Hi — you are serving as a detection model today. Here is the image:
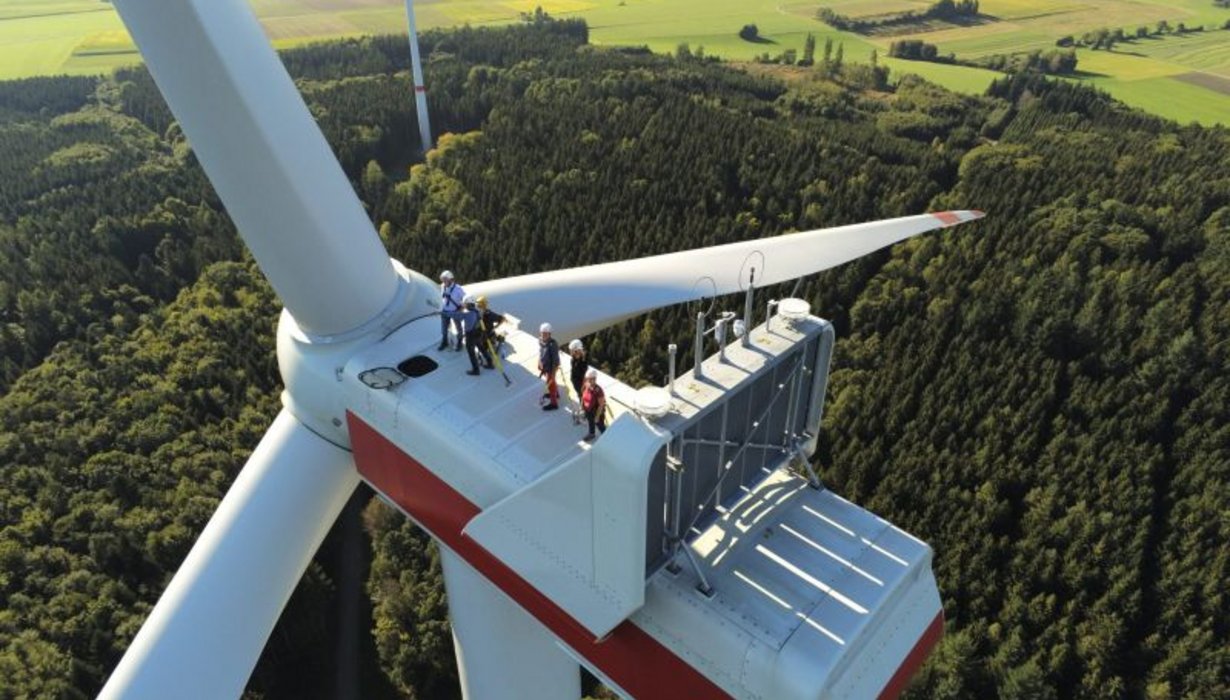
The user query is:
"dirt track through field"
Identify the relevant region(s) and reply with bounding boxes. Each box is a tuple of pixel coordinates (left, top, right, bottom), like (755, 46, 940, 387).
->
(1173, 71, 1230, 96)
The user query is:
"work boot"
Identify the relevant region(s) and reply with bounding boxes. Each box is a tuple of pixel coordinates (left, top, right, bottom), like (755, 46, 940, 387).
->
(466, 369, 480, 376)
(437, 340, 448, 351)
(542, 404, 559, 411)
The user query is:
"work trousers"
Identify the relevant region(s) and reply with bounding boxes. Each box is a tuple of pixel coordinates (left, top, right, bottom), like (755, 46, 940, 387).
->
(585, 408, 606, 436)
(440, 311, 462, 348)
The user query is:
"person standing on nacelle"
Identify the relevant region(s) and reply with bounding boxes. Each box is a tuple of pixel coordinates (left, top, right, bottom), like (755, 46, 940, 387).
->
(459, 296, 483, 376)
(538, 323, 560, 411)
(568, 339, 588, 399)
(438, 270, 466, 351)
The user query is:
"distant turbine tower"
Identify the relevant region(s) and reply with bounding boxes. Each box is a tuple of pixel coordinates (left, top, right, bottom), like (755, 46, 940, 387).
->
(405, 0, 433, 152)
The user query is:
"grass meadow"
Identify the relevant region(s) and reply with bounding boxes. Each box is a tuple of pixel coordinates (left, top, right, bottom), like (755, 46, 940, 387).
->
(0, 0, 1225, 124)
(1086, 73, 1230, 125)
(852, 0, 1230, 124)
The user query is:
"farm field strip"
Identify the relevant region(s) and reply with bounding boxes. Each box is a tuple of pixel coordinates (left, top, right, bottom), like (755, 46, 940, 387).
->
(823, 0, 1229, 125)
(895, 25, 1056, 56)
(0, 0, 1225, 125)
(878, 55, 1002, 92)
(0, 3, 128, 79)
(1123, 31, 1230, 76)
(818, 0, 932, 19)
(1083, 73, 1230, 124)
(0, 0, 102, 20)
(1174, 71, 1230, 96)
(1075, 48, 1188, 80)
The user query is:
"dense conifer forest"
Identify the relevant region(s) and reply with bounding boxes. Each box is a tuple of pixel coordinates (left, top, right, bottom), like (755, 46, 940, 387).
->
(1, 15, 1227, 699)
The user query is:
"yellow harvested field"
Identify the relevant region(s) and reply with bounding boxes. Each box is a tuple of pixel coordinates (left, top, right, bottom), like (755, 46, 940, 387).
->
(74, 29, 132, 54)
(504, 0, 599, 15)
(260, 13, 361, 41)
(337, 7, 407, 34)
(980, 0, 1089, 21)
(821, 0, 931, 18)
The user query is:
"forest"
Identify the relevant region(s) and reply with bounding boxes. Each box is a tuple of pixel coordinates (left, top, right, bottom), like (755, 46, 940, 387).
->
(0, 13, 1227, 700)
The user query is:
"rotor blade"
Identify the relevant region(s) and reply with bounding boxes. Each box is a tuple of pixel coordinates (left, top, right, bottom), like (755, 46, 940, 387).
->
(99, 410, 360, 700)
(472, 211, 983, 339)
(112, 0, 399, 337)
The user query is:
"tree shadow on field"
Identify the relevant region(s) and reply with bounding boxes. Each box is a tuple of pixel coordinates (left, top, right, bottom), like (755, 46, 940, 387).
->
(1070, 69, 1111, 79)
(741, 35, 778, 45)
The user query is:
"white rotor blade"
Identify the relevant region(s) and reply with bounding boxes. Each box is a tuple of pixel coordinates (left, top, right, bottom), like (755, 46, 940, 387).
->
(112, 0, 399, 337)
(99, 410, 360, 700)
(473, 211, 983, 339)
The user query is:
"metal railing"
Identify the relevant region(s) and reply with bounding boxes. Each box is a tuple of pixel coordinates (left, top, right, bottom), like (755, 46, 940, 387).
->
(647, 333, 822, 584)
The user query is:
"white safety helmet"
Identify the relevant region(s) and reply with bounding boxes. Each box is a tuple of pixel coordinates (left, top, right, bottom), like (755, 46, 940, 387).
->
(539, 322, 553, 334)
(568, 339, 584, 352)
(463, 294, 476, 306)
(440, 270, 454, 282)
(585, 367, 598, 379)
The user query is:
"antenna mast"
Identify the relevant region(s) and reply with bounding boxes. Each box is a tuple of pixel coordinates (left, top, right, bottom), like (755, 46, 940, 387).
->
(405, 0, 433, 153)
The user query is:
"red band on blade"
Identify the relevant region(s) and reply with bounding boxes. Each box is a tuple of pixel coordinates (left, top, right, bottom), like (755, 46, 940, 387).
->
(347, 413, 732, 700)
(877, 610, 944, 699)
(414, 85, 427, 93)
(931, 211, 962, 226)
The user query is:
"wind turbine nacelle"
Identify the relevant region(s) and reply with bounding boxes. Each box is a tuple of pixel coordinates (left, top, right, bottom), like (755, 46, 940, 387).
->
(340, 307, 943, 699)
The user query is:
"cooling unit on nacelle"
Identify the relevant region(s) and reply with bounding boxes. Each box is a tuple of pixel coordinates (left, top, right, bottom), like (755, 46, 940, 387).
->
(343, 301, 943, 700)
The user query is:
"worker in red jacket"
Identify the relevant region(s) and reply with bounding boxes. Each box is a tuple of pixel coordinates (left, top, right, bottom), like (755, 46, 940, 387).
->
(581, 368, 606, 441)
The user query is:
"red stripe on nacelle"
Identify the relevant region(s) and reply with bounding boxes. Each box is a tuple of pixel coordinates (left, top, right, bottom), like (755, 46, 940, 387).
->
(347, 413, 731, 699)
(349, 412, 943, 699)
(877, 610, 944, 700)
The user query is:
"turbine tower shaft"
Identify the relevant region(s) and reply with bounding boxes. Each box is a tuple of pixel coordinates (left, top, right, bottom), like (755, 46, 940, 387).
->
(441, 549, 580, 699)
(405, 0, 434, 152)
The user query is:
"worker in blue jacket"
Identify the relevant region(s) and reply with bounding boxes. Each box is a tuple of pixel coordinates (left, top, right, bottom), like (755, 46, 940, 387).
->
(438, 270, 466, 351)
(459, 295, 482, 376)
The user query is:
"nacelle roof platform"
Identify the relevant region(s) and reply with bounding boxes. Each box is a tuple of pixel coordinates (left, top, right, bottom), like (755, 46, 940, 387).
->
(344, 309, 942, 699)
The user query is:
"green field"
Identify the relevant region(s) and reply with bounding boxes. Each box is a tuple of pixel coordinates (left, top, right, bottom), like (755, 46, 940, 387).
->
(0, 0, 413, 79)
(1083, 72, 1230, 124)
(1124, 28, 1230, 76)
(0, 0, 1226, 125)
(852, 0, 1230, 124)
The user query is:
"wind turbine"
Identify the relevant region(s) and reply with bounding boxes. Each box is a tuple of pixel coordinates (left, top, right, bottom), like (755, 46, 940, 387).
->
(404, 0, 432, 152)
(98, 1, 984, 698)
